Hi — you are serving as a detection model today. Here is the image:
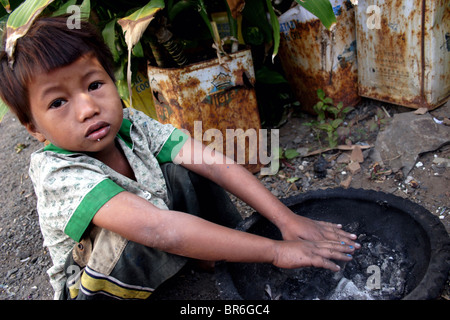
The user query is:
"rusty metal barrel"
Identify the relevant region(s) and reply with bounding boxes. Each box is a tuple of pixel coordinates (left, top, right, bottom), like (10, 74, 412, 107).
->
(278, 1, 360, 114)
(147, 49, 263, 173)
(355, 0, 450, 109)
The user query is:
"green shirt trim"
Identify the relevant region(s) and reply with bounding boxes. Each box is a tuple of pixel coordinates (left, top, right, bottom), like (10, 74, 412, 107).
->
(156, 129, 189, 163)
(64, 179, 125, 242)
(43, 143, 76, 154)
(117, 118, 133, 149)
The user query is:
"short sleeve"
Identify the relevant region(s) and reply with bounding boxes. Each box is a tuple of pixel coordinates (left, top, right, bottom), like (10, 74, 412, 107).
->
(122, 108, 188, 163)
(156, 128, 189, 163)
(29, 152, 124, 243)
(64, 179, 124, 241)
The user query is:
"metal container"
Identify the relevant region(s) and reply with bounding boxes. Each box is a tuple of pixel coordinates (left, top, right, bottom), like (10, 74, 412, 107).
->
(147, 49, 263, 173)
(278, 0, 360, 114)
(355, 0, 450, 109)
(122, 71, 157, 120)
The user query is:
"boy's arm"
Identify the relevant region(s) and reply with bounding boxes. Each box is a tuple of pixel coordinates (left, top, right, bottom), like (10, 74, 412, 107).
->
(92, 191, 353, 271)
(173, 138, 359, 248)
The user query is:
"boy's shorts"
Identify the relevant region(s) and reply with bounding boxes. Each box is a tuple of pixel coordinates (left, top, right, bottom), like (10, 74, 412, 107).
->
(60, 163, 243, 300)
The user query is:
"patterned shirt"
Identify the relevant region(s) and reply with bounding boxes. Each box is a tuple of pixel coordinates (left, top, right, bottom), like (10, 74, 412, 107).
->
(28, 108, 188, 297)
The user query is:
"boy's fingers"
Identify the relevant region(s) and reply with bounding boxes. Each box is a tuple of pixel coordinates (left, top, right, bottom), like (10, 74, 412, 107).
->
(318, 221, 361, 248)
(310, 255, 345, 272)
(319, 242, 354, 259)
(301, 241, 353, 272)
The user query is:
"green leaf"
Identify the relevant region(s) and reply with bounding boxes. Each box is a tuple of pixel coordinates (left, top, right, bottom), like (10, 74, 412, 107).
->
(328, 137, 338, 148)
(286, 176, 300, 183)
(118, 0, 165, 49)
(331, 118, 343, 128)
(242, 0, 273, 45)
(323, 97, 333, 105)
(295, 0, 337, 30)
(343, 106, 354, 114)
(0, 98, 8, 122)
(79, 0, 90, 20)
(328, 106, 339, 117)
(118, 0, 165, 107)
(5, 0, 55, 66)
(196, 0, 214, 44)
(132, 40, 144, 57)
(102, 18, 120, 62)
(49, 0, 76, 17)
(317, 123, 332, 131)
(1, 0, 11, 13)
(317, 88, 325, 100)
(116, 79, 129, 101)
(266, 0, 279, 62)
(255, 66, 287, 84)
(284, 148, 300, 160)
(168, 0, 194, 22)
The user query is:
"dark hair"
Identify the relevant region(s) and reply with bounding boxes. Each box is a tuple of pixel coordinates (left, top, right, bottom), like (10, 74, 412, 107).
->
(0, 15, 116, 125)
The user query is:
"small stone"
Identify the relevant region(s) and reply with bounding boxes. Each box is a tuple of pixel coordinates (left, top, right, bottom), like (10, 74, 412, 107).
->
(414, 107, 428, 115)
(340, 175, 352, 189)
(432, 157, 450, 167)
(347, 161, 361, 175)
(350, 145, 364, 163)
(337, 152, 351, 164)
(6, 268, 18, 278)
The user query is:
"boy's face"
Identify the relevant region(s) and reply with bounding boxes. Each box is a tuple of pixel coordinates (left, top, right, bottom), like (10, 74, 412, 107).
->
(26, 53, 123, 154)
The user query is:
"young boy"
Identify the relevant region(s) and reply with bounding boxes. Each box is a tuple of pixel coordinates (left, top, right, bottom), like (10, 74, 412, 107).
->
(0, 16, 359, 300)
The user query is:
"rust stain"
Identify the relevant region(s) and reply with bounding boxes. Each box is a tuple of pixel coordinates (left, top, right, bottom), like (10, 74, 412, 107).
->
(278, 4, 360, 114)
(148, 50, 263, 173)
(356, 0, 449, 109)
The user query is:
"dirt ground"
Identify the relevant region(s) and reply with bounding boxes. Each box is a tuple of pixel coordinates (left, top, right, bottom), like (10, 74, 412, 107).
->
(0, 98, 448, 300)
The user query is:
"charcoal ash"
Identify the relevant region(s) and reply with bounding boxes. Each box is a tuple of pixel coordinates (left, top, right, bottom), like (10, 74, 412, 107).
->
(337, 233, 415, 300)
(230, 232, 415, 300)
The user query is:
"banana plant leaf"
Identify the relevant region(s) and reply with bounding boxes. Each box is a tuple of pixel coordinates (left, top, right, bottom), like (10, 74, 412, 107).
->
(5, 0, 54, 67)
(0, 0, 11, 13)
(266, 0, 279, 62)
(117, 0, 164, 108)
(295, 0, 337, 30)
(50, 0, 90, 20)
(0, 99, 8, 122)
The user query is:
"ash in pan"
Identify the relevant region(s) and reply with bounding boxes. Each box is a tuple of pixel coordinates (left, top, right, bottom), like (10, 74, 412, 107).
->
(329, 233, 415, 300)
(261, 233, 415, 300)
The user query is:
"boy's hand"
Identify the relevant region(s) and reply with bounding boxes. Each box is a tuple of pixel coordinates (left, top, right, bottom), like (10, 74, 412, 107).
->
(279, 214, 360, 249)
(272, 238, 354, 272)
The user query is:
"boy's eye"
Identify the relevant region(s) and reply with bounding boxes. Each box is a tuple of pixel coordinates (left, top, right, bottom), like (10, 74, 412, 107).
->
(88, 81, 103, 91)
(49, 99, 66, 109)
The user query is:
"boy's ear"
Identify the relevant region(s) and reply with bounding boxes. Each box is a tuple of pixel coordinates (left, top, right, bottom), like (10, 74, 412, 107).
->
(25, 123, 47, 142)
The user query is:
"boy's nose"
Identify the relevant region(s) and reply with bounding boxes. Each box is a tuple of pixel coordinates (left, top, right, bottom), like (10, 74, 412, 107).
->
(76, 94, 100, 122)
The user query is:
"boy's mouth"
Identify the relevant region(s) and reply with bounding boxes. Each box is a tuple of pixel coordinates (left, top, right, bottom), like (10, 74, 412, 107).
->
(85, 121, 111, 141)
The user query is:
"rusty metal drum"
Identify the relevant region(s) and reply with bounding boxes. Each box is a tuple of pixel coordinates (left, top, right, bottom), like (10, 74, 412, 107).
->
(355, 0, 450, 109)
(147, 49, 263, 173)
(278, 1, 360, 114)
